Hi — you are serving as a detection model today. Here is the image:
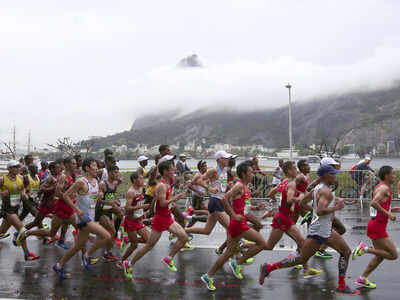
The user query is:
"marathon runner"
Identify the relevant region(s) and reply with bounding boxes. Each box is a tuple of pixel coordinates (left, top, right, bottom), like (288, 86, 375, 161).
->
(259, 164, 359, 295)
(19, 157, 79, 250)
(236, 161, 321, 277)
(352, 165, 400, 289)
(95, 164, 122, 261)
(118, 172, 150, 270)
(185, 151, 231, 245)
(53, 157, 112, 280)
(122, 160, 188, 279)
(0, 160, 39, 260)
(19, 163, 41, 222)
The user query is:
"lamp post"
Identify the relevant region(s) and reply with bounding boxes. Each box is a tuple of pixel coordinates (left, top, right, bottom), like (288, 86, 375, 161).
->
(285, 83, 293, 160)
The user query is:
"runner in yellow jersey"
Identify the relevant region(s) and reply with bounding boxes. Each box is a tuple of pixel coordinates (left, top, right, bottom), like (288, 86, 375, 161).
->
(19, 164, 40, 222)
(0, 160, 39, 260)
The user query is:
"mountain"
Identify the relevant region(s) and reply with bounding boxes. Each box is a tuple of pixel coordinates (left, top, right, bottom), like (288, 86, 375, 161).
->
(92, 84, 400, 152)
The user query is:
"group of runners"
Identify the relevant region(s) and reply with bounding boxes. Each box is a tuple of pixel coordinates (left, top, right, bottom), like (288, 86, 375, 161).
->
(0, 148, 399, 295)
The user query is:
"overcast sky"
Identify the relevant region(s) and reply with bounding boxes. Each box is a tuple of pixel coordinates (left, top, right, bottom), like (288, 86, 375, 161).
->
(1, 0, 400, 148)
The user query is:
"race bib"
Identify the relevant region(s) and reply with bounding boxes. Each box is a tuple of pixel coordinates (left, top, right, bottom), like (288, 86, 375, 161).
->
(220, 178, 227, 193)
(310, 209, 319, 225)
(10, 194, 21, 207)
(370, 206, 377, 217)
(134, 201, 144, 218)
(103, 193, 115, 208)
(30, 188, 39, 200)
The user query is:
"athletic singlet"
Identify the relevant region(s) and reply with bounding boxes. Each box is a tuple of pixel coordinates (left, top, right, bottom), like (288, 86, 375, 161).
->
(154, 180, 172, 217)
(99, 180, 117, 210)
(192, 172, 206, 197)
(370, 182, 392, 223)
(76, 177, 98, 220)
(209, 166, 227, 199)
(27, 174, 40, 199)
(277, 179, 294, 215)
(309, 183, 335, 238)
(233, 182, 250, 216)
(2, 175, 23, 207)
(60, 174, 75, 203)
(126, 188, 145, 219)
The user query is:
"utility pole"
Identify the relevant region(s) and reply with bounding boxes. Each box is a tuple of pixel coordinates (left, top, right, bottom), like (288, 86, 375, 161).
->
(285, 84, 293, 160)
(27, 130, 31, 153)
(12, 125, 16, 159)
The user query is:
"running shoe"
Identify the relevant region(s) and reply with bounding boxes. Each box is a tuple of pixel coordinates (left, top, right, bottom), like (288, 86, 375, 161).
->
(103, 252, 119, 262)
(42, 222, 49, 229)
(0, 232, 10, 240)
(355, 277, 376, 289)
(116, 260, 123, 269)
(294, 264, 303, 270)
(229, 259, 243, 280)
(335, 285, 360, 295)
(215, 248, 223, 255)
(162, 256, 177, 272)
(303, 268, 323, 279)
(120, 236, 129, 254)
(352, 241, 366, 260)
(300, 210, 313, 225)
(315, 249, 333, 259)
(43, 237, 56, 245)
(180, 242, 195, 251)
(201, 273, 216, 291)
(16, 229, 27, 246)
(123, 260, 133, 280)
(12, 232, 18, 247)
(168, 233, 176, 241)
(82, 253, 92, 271)
(115, 237, 122, 247)
(25, 252, 40, 261)
(53, 264, 68, 280)
(244, 257, 255, 265)
(259, 263, 270, 285)
(55, 240, 69, 250)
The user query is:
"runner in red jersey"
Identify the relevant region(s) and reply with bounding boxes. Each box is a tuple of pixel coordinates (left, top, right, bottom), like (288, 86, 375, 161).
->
(122, 160, 188, 280)
(21, 161, 60, 233)
(235, 161, 321, 278)
(352, 165, 400, 289)
(19, 157, 79, 250)
(200, 161, 269, 291)
(118, 172, 150, 270)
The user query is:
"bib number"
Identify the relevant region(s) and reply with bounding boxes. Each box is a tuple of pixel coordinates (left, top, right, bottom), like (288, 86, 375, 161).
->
(310, 210, 319, 225)
(370, 206, 377, 217)
(220, 178, 227, 193)
(103, 193, 115, 208)
(10, 194, 21, 207)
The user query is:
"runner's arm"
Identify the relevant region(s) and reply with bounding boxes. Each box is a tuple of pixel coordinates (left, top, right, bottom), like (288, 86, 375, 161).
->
(125, 189, 149, 213)
(286, 181, 304, 205)
(317, 188, 343, 216)
(306, 177, 321, 192)
(96, 181, 107, 205)
(199, 168, 218, 194)
(267, 185, 278, 200)
(188, 174, 205, 195)
(55, 174, 66, 198)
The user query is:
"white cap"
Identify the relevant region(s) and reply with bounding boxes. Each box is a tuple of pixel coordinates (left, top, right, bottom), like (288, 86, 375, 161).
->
(231, 154, 238, 159)
(159, 154, 176, 164)
(137, 155, 149, 162)
(215, 150, 232, 160)
(365, 156, 371, 161)
(320, 157, 340, 166)
(7, 160, 20, 168)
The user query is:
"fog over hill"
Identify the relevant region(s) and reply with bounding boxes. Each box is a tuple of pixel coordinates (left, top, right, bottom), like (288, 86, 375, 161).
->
(92, 83, 400, 152)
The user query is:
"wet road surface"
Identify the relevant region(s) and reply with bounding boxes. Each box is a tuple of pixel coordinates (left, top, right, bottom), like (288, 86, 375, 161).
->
(1, 200, 400, 300)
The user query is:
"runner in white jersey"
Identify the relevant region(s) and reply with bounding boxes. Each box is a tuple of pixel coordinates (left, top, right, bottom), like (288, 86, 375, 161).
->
(259, 165, 360, 295)
(53, 157, 112, 280)
(185, 151, 231, 245)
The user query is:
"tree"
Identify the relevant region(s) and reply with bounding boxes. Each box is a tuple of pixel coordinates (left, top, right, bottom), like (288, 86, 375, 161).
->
(47, 137, 96, 157)
(1, 141, 16, 159)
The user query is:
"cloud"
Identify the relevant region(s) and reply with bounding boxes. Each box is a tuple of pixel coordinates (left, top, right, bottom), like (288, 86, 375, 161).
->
(128, 46, 400, 116)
